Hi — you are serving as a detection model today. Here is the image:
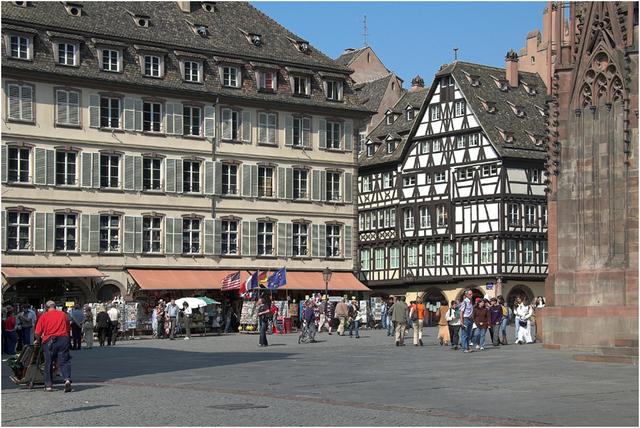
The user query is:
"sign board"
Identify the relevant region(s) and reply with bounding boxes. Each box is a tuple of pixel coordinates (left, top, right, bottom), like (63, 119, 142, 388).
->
(65, 301, 75, 308)
(328, 296, 343, 303)
(486, 282, 494, 290)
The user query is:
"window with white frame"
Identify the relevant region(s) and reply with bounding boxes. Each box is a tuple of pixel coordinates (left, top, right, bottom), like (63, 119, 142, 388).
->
(9, 34, 30, 60)
(403, 175, 416, 186)
(469, 133, 480, 147)
(419, 140, 428, 154)
(362, 176, 371, 192)
(100, 154, 120, 188)
(434, 171, 446, 183)
(425, 243, 436, 266)
(55, 150, 76, 186)
(383, 209, 391, 228)
(7, 83, 33, 122)
(182, 218, 201, 254)
(326, 121, 341, 149)
(54, 213, 77, 252)
(442, 243, 454, 265)
(456, 135, 466, 149)
(432, 138, 442, 152)
(99, 215, 120, 252)
(524, 240, 534, 264)
(221, 163, 238, 195)
(430, 105, 441, 121)
(142, 157, 161, 190)
(7, 211, 31, 251)
(7, 147, 30, 183)
(57, 43, 76, 66)
(406, 245, 418, 267)
(183, 160, 200, 193)
(55, 89, 80, 126)
(292, 116, 310, 147)
(258, 112, 277, 145)
(183, 60, 201, 83)
(531, 169, 541, 183)
(257, 166, 274, 197)
(374, 248, 385, 270)
(389, 247, 400, 269)
(293, 75, 309, 96)
(326, 224, 341, 258)
(508, 204, 519, 226)
(366, 144, 375, 157)
(257, 221, 274, 256)
(406, 109, 415, 121)
(480, 240, 493, 264)
(363, 212, 371, 230)
(293, 169, 308, 199)
(360, 248, 371, 271)
(101, 49, 120, 72)
(183, 105, 201, 136)
(541, 205, 548, 227)
(540, 241, 548, 264)
(482, 164, 498, 176)
(325, 80, 342, 101)
(462, 241, 473, 265)
(326, 172, 341, 202)
(404, 208, 414, 230)
(382, 172, 392, 189)
(506, 240, 518, 264)
(378, 211, 384, 229)
(387, 140, 396, 153)
(221, 220, 238, 255)
(358, 213, 364, 231)
(390, 208, 396, 227)
(371, 211, 378, 229)
(436, 205, 448, 227)
(221, 108, 240, 140)
(441, 76, 454, 88)
(386, 114, 394, 125)
(458, 168, 473, 181)
(143, 102, 162, 132)
(454, 100, 466, 117)
(144, 55, 161, 77)
(292, 222, 308, 257)
(222, 66, 240, 87)
(419, 207, 431, 229)
(142, 216, 162, 253)
(100, 96, 120, 128)
(259, 70, 276, 91)
(525, 205, 536, 226)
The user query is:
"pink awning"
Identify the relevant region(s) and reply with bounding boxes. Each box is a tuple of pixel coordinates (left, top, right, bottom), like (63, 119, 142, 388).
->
(281, 271, 370, 291)
(2, 267, 106, 279)
(127, 269, 237, 290)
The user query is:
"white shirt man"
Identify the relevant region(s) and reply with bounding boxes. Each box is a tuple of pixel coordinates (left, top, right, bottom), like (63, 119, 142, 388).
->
(107, 306, 119, 322)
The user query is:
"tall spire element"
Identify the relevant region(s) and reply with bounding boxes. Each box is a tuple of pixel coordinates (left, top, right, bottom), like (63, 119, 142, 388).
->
(363, 15, 368, 47)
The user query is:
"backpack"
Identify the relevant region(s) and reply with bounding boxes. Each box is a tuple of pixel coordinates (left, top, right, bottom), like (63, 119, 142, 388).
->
(501, 305, 508, 317)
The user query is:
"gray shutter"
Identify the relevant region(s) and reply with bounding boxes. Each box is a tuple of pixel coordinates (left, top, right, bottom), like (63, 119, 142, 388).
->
(1, 211, 6, 251)
(344, 120, 353, 151)
(124, 155, 135, 190)
(134, 156, 143, 191)
(285, 167, 293, 199)
(286, 223, 293, 258)
(68, 91, 80, 126)
(204, 105, 215, 138)
(34, 212, 47, 252)
(312, 224, 319, 257)
(318, 118, 326, 149)
(80, 214, 90, 252)
(165, 159, 176, 193)
(311, 170, 321, 201)
(251, 165, 258, 197)
(242, 221, 250, 256)
(89, 94, 100, 128)
(8, 84, 20, 120)
(92, 153, 100, 189)
(175, 160, 183, 193)
(242, 110, 252, 143)
(241, 164, 252, 197)
(320, 171, 327, 201)
(302, 117, 311, 148)
(221, 108, 231, 140)
(213, 219, 221, 255)
(343, 172, 353, 203)
(248, 221, 257, 256)
(165, 103, 174, 134)
(134, 217, 143, 254)
(1, 145, 8, 183)
(81, 152, 92, 188)
(277, 167, 286, 199)
(46, 213, 54, 252)
(123, 216, 136, 253)
(34, 148, 46, 185)
(134, 99, 143, 132)
(203, 219, 214, 255)
(89, 214, 100, 252)
(344, 225, 353, 259)
(173, 103, 183, 136)
(56, 90, 67, 125)
(277, 222, 287, 257)
(124, 98, 135, 131)
(173, 218, 183, 255)
(204, 161, 214, 195)
(46, 149, 55, 185)
(165, 218, 174, 254)
(214, 161, 222, 196)
(318, 224, 326, 258)
(285, 115, 293, 146)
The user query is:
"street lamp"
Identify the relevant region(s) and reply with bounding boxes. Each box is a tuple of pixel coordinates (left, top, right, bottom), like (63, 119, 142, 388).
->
(323, 267, 332, 300)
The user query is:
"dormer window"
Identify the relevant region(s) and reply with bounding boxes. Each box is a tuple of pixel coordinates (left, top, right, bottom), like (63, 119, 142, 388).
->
(202, 2, 215, 12)
(522, 81, 537, 95)
(144, 55, 162, 78)
(477, 96, 496, 113)
(292, 75, 310, 96)
(507, 101, 525, 118)
(57, 42, 78, 66)
(12, 1, 28, 7)
(534, 104, 546, 117)
(288, 37, 310, 54)
(496, 127, 514, 143)
(462, 70, 481, 87)
(8, 34, 32, 60)
(258, 70, 277, 92)
(100, 48, 121, 72)
(187, 21, 209, 37)
(325, 80, 343, 101)
(385, 113, 394, 125)
(406, 108, 415, 121)
(63, 2, 82, 17)
(387, 140, 396, 153)
(222, 66, 240, 88)
(366, 144, 375, 157)
(133, 15, 150, 28)
(526, 131, 545, 146)
(182, 60, 202, 83)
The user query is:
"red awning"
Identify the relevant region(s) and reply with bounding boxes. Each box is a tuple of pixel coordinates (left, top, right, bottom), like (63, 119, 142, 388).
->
(281, 271, 370, 291)
(127, 269, 237, 290)
(1, 267, 106, 279)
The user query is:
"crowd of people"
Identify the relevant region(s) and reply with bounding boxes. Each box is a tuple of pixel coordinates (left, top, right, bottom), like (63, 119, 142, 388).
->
(150, 299, 197, 340)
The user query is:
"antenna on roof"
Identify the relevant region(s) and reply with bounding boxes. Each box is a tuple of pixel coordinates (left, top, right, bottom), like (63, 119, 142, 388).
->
(363, 15, 368, 47)
(453, 48, 459, 61)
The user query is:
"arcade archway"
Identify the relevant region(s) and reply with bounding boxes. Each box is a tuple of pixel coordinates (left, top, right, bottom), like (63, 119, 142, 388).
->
(2, 278, 91, 307)
(506, 284, 534, 308)
(456, 287, 485, 302)
(97, 283, 122, 302)
(419, 287, 447, 327)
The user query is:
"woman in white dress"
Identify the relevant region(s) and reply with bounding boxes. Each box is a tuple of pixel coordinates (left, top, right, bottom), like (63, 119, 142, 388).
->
(515, 299, 534, 344)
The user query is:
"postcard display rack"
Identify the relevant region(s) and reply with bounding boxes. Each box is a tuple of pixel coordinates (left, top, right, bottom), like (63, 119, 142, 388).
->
(238, 300, 259, 333)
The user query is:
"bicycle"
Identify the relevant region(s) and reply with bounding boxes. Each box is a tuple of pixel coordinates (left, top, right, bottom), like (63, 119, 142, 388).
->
(298, 320, 311, 344)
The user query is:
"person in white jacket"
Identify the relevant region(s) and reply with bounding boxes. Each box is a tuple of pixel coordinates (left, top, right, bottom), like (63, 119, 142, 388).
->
(446, 300, 461, 350)
(515, 299, 534, 344)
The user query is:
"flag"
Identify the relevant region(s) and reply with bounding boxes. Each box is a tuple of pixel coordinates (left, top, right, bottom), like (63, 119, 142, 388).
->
(221, 271, 241, 291)
(258, 271, 268, 288)
(267, 268, 287, 289)
(244, 271, 259, 291)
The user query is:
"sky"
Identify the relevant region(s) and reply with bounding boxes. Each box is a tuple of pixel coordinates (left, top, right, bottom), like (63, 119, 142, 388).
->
(253, 1, 546, 87)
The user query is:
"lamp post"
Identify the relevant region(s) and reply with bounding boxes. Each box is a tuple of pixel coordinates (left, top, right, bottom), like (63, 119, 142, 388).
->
(323, 267, 332, 300)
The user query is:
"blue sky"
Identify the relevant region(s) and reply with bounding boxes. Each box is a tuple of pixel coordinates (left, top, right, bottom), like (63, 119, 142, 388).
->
(253, 1, 546, 87)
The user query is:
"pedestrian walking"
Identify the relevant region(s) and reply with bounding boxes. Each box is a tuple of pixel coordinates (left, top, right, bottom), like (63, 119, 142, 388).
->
(497, 296, 509, 345)
(533, 296, 545, 342)
(488, 297, 503, 346)
(182, 302, 192, 340)
(316, 297, 329, 334)
(69, 304, 84, 350)
(348, 297, 361, 339)
(436, 301, 450, 346)
(459, 290, 474, 353)
(515, 299, 534, 344)
(410, 299, 426, 346)
(107, 304, 119, 345)
(96, 308, 110, 347)
(3, 309, 18, 355)
(82, 305, 94, 349)
(319, 297, 335, 335)
(391, 296, 408, 346)
(17, 306, 34, 347)
(34, 300, 72, 393)
(385, 297, 395, 337)
(151, 306, 158, 338)
(513, 296, 523, 342)
(473, 299, 490, 350)
(165, 300, 179, 340)
(156, 301, 166, 339)
(446, 300, 461, 350)
(335, 298, 349, 336)
(301, 301, 317, 343)
(257, 298, 271, 347)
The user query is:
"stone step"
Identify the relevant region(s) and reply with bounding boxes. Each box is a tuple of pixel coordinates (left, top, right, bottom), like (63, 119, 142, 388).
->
(573, 354, 638, 365)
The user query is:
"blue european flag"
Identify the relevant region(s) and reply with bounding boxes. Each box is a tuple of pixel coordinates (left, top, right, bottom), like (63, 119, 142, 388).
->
(267, 268, 287, 289)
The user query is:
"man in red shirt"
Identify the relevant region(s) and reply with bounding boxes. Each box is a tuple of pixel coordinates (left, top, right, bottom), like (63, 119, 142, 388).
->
(34, 300, 72, 392)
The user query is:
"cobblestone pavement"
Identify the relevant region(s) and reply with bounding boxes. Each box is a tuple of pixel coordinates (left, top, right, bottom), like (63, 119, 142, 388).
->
(2, 327, 638, 426)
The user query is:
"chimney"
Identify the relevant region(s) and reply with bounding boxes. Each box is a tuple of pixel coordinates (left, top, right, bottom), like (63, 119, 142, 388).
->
(410, 75, 425, 92)
(505, 49, 519, 87)
(177, 1, 192, 12)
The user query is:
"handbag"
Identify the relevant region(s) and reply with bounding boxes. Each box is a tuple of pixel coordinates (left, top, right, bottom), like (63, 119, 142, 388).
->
(518, 320, 528, 328)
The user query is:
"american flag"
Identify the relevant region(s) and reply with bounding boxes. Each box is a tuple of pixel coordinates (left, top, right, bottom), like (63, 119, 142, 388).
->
(221, 271, 241, 290)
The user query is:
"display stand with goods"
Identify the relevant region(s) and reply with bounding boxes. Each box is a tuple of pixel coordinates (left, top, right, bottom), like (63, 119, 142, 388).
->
(238, 300, 259, 333)
(370, 297, 383, 328)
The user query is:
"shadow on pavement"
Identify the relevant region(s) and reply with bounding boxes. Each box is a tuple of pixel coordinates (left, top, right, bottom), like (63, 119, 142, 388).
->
(2, 404, 119, 424)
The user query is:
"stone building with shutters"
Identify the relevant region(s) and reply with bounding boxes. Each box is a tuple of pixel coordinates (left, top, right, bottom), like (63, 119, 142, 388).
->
(0, 1, 372, 303)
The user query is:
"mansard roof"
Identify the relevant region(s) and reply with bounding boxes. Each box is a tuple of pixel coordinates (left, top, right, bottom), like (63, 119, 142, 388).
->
(353, 74, 396, 111)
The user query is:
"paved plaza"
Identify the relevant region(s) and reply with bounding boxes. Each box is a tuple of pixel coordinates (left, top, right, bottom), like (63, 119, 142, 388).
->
(2, 327, 638, 427)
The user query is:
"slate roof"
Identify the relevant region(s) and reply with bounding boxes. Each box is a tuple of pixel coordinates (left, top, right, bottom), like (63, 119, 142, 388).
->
(1, 1, 371, 114)
(352, 74, 395, 112)
(336, 47, 365, 67)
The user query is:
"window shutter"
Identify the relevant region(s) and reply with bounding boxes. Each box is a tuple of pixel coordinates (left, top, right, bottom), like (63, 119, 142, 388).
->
(344, 225, 353, 259)
(134, 99, 143, 132)
(318, 224, 326, 258)
(241, 164, 252, 197)
(90, 153, 99, 189)
(203, 219, 214, 255)
(176, 160, 183, 193)
(89, 215, 100, 252)
(277, 167, 286, 199)
(204, 105, 215, 138)
(80, 214, 90, 252)
(258, 113, 267, 144)
(286, 223, 293, 258)
(34, 212, 47, 252)
(251, 165, 258, 197)
(285, 167, 293, 200)
(1, 211, 6, 251)
(68, 91, 80, 125)
(1, 145, 8, 184)
(318, 119, 327, 149)
(204, 160, 214, 195)
(81, 153, 92, 188)
(344, 120, 353, 151)
(34, 148, 47, 185)
(124, 97, 135, 131)
(312, 224, 319, 257)
(123, 216, 136, 253)
(173, 218, 183, 255)
(46, 149, 55, 185)
(242, 110, 252, 143)
(134, 216, 143, 254)
(165, 159, 176, 193)
(173, 103, 183, 136)
(21, 85, 33, 122)
(321, 170, 327, 201)
(134, 156, 143, 191)
(343, 172, 353, 203)
(214, 161, 222, 196)
(124, 155, 135, 190)
(165, 218, 174, 254)
(338, 82, 344, 101)
(285, 115, 293, 146)
(248, 221, 257, 256)
(165, 102, 174, 134)
(311, 170, 321, 201)
(302, 117, 311, 148)
(213, 219, 221, 255)
(56, 90, 68, 124)
(277, 222, 287, 258)
(8, 84, 20, 120)
(221, 108, 231, 140)
(89, 94, 100, 128)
